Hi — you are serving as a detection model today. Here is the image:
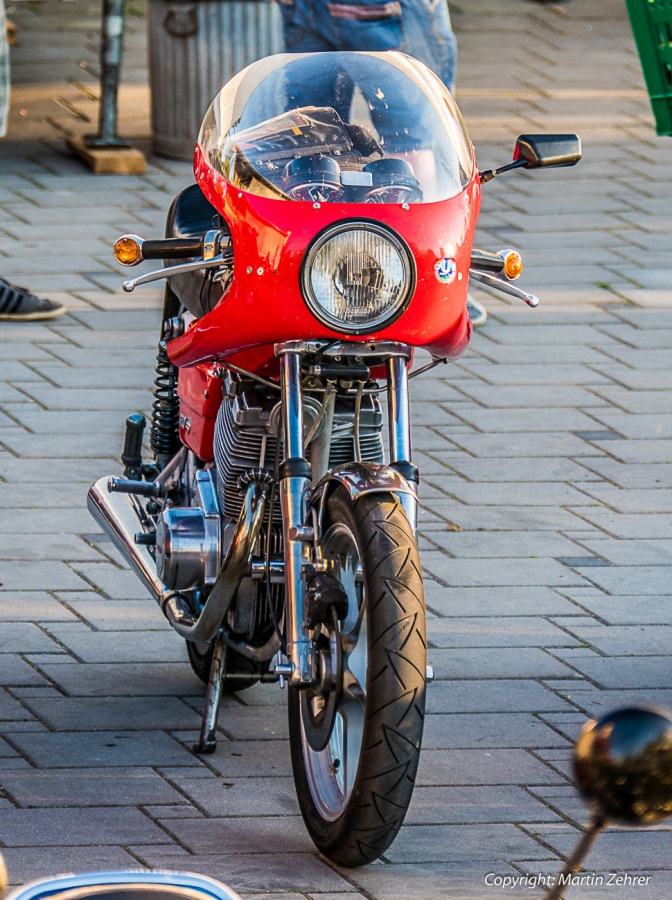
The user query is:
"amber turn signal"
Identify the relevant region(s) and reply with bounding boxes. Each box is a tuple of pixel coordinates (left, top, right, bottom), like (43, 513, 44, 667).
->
(114, 235, 144, 267)
(503, 250, 523, 281)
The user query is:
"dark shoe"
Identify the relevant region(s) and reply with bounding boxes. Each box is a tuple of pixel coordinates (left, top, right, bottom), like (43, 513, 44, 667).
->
(0, 279, 66, 321)
(467, 294, 487, 328)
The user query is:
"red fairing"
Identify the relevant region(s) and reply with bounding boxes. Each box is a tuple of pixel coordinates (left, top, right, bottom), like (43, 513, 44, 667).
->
(167, 144, 480, 373)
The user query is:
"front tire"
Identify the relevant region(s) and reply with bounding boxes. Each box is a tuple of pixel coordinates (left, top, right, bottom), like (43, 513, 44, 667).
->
(288, 487, 426, 867)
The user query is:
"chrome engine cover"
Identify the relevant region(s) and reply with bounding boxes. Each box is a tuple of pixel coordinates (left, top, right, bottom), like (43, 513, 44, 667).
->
(155, 469, 221, 591)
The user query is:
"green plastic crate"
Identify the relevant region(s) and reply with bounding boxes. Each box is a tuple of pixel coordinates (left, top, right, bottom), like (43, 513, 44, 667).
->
(625, 0, 672, 135)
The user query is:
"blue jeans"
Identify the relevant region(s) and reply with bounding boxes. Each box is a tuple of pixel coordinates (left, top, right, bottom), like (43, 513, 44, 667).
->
(278, 0, 457, 94)
(0, 0, 8, 137)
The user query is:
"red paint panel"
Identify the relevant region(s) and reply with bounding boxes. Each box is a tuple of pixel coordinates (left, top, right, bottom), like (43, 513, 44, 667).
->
(167, 144, 480, 372)
(177, 362, 224, 461)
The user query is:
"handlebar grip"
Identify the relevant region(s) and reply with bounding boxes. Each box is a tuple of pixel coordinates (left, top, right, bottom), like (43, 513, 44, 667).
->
(141, 237, 204, 260)
(470, 249, 504, 274)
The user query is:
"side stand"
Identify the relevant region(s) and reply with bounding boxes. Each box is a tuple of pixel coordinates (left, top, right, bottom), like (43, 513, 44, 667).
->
(194, 636, 228, 754)
(67, 0, 146, 174)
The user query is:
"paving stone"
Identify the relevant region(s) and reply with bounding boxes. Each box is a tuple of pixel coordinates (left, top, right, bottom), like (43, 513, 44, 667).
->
(198, 702, 289, 743)
(0, 623, 63, 655)
(423, 713, 571, 750)
(43, 627, 189, 664)
(428, 616, 578, 650)
(0, 807, 171, 847)
(30, 661, 200, 696)
(406, 784, 561, 825)
(0, 768, 188, 807)
(0, 656, 49, 688)
(0, 690, 33, 723)
(0, 458, 116, 484)
(579, 488, 672, 516)
(422, 555, 589, 589)
(148, 814, 311, 857)
(444, 457, 604, 483)
(0, 534, 103, 561)
(23, 696, 203, 732)
(163, 773, 300, 818)
(6, 729, 201, 768)
(532, 827, 672, 874)
(563, 656, 672, 691)
(349, 863, 548, 899)
(0, 561, 89, 591)
(568, 565, 672, 596)
(197, 740, 294, 778)
(54, 596, 168, 630)
(133, 846, 350, 894)
(426, 503, 590, 533)
(69, 563, 157, 600)
(417, 748, 566, 787)
(568, 511, 672, 540)
(423, 583, 580, 617)
(1, 432, 123, 459)
(430, 647, 575, 680)
(0, 592, 78, 622)
(1, 847, 142, 887)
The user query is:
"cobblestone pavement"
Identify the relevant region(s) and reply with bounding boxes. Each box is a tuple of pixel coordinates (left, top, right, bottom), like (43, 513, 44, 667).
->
(1, 0, 672, 897)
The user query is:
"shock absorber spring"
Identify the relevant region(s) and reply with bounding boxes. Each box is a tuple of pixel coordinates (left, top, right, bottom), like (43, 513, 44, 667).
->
(150, 339, 180, 471)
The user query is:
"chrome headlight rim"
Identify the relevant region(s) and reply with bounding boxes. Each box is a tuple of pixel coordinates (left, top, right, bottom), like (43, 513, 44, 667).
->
(301, 219, 416, 335)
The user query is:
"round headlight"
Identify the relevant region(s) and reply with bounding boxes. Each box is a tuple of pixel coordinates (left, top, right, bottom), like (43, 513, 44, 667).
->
(302, 222, 414, 334)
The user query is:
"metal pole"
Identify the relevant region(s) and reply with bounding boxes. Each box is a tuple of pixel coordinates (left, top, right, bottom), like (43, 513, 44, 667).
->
(386, 355, 418, 532)
(85, 0, 131, 148)
(542, 817, 606, 900)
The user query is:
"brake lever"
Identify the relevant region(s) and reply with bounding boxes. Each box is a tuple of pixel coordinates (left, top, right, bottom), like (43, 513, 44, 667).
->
(122, 253, 232, 293)
(469, 269, 539, 308)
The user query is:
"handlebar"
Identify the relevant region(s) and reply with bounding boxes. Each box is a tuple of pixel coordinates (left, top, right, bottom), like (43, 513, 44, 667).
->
(140, 237, 205, 260)
(469, 249, 505, 274)
(114, 229, 231, 268)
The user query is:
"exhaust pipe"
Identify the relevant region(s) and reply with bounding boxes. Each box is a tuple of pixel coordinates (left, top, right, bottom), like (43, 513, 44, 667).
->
(87, 475, 271, 643)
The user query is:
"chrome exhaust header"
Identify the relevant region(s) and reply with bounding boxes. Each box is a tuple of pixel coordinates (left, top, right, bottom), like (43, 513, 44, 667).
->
(87, 475, 271, 644)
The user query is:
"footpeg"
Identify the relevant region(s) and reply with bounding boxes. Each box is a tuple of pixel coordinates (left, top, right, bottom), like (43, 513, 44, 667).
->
(107, 477, 166, 498)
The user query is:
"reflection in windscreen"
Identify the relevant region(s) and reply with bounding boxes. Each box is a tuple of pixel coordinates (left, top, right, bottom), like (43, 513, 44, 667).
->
(200, 52, 473, 204)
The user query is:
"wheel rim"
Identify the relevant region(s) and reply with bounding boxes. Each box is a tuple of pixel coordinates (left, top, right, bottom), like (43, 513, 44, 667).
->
(301, 521, 367, 822)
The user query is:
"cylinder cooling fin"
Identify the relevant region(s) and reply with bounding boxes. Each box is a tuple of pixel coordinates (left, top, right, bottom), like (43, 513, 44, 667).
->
(213, 382, 384, 524)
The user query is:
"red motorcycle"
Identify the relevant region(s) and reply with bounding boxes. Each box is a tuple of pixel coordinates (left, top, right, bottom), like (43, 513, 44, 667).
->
(88, 50, 580, 866)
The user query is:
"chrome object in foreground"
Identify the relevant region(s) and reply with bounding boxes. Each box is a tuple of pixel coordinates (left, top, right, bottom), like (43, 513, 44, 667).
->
(5, 871, 241, 900)
(542, 706, 672, 900)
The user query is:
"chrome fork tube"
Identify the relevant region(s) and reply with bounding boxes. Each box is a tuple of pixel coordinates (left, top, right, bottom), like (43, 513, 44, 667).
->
(386, 355, 418, 532)
(278, 347, 314, 686)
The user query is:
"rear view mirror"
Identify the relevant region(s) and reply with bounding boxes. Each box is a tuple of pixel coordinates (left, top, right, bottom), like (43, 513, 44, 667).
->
(479, 133, 582, 183)
(514, 133, 582, 169)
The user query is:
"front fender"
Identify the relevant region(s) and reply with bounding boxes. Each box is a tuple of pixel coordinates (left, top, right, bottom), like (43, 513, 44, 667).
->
(310, 462, 415, 534)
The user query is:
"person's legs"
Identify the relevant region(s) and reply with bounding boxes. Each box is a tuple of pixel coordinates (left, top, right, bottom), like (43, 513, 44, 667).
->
(0, 0, 65, 321)
(398, 0, 457, 94)
(1, 0, 10, 139)
(0, 279, 66, 321)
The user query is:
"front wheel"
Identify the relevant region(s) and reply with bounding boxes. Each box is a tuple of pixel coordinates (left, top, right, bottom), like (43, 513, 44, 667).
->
(288, 487, 426, 867)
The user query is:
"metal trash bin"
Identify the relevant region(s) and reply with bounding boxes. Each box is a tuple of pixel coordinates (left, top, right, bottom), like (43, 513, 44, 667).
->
(148, 0, 284, 160)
